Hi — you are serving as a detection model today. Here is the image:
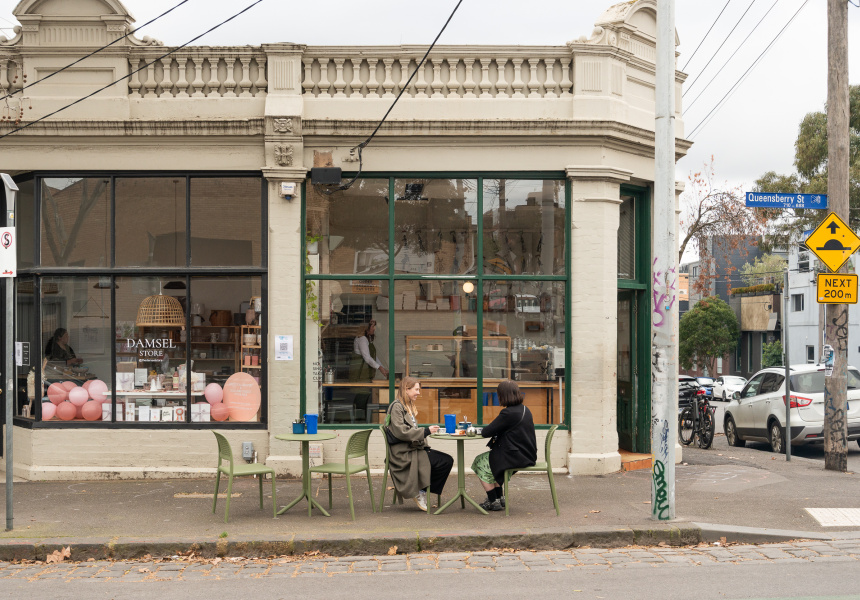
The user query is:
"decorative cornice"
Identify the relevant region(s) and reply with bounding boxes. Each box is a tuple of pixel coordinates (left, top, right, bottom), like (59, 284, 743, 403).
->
(261, 167, 308, 180)
(566, 165, 634, 183)
(0, 119, 265, 137)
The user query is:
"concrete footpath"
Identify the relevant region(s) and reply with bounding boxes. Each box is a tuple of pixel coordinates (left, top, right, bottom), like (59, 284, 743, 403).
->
(1, 434, 859, 560)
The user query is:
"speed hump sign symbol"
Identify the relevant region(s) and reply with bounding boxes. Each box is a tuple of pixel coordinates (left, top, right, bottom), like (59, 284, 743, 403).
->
(805, 213, 860, 272)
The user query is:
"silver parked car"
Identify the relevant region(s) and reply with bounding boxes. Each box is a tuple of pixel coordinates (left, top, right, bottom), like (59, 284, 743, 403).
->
(723, 365, 860, 452)
(712, 375, 747, 402)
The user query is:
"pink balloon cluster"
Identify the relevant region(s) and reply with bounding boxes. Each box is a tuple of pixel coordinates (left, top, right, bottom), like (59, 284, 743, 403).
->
(43, 379, 109, 421)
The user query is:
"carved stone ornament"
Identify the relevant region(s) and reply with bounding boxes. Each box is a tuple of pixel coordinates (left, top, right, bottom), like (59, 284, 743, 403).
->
(273, 118, 293, 134)
(274, 144, 294, 167)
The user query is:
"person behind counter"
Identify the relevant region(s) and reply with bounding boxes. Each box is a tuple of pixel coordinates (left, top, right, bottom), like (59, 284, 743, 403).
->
(349, 319, 388, 380)
(44, 328, 83, 366)
(349, 319, 388, 421)
(471, 379, 536, 512)
(385, 376, 454, 511)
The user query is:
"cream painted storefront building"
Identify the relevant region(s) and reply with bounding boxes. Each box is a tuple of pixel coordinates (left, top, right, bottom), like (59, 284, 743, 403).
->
(0, 0, 689, 481)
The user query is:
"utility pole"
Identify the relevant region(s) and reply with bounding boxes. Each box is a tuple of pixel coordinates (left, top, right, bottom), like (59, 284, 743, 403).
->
(823, 0, 849, 472)
(651, 0, 677, 520)
(1, 173, 17, 531)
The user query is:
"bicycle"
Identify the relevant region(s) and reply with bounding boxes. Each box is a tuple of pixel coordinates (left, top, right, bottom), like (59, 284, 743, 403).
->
(679, 391, 716, 449)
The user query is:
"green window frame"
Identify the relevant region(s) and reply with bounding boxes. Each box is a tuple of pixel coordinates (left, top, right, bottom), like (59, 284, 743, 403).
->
(300, 172, 571, 430)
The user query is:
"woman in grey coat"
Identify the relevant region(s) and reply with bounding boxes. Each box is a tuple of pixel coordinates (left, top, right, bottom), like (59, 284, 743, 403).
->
(386, 376, 453, 510)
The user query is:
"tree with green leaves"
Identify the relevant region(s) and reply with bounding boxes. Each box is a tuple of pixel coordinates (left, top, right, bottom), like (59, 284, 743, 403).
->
(739, 253, 787, 286)
(679, 296, 740, 376)
(754, 84, 859, 251)
(761, 341, 783, 369)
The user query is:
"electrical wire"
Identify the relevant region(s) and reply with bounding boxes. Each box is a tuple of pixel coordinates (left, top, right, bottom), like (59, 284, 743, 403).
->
(0, 0, 192, 102)
(684, 0, 760, 97)
(316, 0, 464, 195)
(682, 0, 733, 72)
(0, 0, 265, 142)
(683, 0, 779, 115)
(687, 0, 810, 140)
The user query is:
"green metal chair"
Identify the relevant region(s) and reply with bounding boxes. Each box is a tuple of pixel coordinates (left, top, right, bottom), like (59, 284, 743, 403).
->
(378, 414, 439, 514)
(212, 431, 277, 523)
(309, 429, 375, 521)
(502, 424, 560, 516)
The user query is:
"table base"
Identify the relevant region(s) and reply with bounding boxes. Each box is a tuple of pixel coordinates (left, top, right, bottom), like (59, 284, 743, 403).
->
(278, 490, 330, 517)
(433, 437, 488, 515)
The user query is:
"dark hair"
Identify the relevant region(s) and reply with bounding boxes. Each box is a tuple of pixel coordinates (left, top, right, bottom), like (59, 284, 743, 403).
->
(497, 379, 524, 407)
(45, 328, 67, 355)
(361, 320, 377, 342)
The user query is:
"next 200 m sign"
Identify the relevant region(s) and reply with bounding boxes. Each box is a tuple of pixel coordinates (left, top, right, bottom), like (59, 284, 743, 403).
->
(745, 192, 827, 210)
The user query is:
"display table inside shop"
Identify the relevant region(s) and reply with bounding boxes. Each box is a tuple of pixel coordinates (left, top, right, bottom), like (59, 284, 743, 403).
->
(429, 433, 490, 515)
(112, 391, 204, 422)
(319, 379, 563, 425)
(274, 432, 338, 517)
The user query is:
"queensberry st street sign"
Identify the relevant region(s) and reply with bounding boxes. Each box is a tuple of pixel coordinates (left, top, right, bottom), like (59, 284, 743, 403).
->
(745, 192, 827, 209)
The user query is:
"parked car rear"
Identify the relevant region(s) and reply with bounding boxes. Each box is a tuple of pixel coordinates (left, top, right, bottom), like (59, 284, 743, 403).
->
(695, 376, 715, 397)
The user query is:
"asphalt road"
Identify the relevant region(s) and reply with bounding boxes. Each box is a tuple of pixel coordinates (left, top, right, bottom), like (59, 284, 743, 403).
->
(2, 543, 860, 600)
(706, 397, 860, 470)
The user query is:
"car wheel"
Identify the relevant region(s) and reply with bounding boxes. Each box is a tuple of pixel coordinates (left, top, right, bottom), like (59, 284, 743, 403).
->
(769, 421, 785, 454)
(725, 415, 745, 447)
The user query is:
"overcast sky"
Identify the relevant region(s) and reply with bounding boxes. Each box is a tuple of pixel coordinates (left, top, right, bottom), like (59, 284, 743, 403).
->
(2, 0, 859, 192)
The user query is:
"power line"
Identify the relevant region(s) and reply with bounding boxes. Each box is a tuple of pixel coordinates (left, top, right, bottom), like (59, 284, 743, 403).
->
(0, 0, 265, 141)
(687, 0, 810, 140)
(682, 0, 733, 71)
(316, 0, 464, 194)
(683, 0, 779, 115)
(683, 0, 760, 98)
(0, 0, 192, 103)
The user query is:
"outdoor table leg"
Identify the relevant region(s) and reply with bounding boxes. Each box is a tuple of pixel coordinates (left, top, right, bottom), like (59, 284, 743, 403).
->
(277, 440, 331, 517)
(434, 439, 488, 515)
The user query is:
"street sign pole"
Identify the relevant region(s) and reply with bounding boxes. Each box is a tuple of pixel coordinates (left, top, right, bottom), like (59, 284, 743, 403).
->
(784, 268, 791, 462)
(823, 0, 849, 473)
(651, 0, 677, 521)
(1, 173, 17, 532)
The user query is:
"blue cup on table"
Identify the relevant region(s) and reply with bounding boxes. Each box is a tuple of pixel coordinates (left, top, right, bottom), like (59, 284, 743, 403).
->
(292, 422, 305, 434)
(304, 413, 318, 435)
(444, 414, 456, 434)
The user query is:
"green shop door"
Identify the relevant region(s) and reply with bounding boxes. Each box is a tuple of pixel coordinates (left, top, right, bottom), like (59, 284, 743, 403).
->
(617, 291, 649, 453)
(616, 291, 635, 451)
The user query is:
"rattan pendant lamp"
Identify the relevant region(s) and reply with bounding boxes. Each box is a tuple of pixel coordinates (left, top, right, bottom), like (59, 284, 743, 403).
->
(136, 292, 186, 328)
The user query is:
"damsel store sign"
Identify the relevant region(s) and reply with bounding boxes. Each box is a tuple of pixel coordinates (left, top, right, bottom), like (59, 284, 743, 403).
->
(127, 338, 177, 363)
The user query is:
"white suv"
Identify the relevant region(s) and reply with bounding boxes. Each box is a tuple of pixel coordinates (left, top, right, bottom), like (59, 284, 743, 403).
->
(723, 364, 860, 452)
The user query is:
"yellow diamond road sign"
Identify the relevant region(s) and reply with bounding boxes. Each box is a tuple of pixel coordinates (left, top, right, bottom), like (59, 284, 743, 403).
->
(805, 213, 860, 273)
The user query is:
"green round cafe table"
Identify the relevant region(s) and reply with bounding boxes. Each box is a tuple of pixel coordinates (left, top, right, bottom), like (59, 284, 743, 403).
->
(274, 432, 337, 517)
(429, 433, 489, 515)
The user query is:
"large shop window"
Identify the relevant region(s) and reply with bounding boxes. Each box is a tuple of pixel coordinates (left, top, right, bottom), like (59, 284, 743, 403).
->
(13, 174, 266, 427)
(305, 176, 569, 427)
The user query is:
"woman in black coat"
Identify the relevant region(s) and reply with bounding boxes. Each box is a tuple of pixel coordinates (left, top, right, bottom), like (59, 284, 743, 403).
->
(470, 379, 537, 511)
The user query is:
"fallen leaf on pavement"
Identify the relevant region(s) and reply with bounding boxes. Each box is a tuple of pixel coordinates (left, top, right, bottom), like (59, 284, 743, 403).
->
(589, 510, 600, 513)
(388, 546, 398, 556)
(720, 537, 727, 544)
(139, 568, 150, 573)
(46, 547, 71, 564)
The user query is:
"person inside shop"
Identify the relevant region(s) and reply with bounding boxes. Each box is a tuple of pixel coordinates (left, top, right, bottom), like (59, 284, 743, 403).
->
(471, 379, 537, 512)
(44, 328, 83, 366)
(449, 326, 477, 378)
(385, 376, 454, 511)
(349, 319, 388, 421)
